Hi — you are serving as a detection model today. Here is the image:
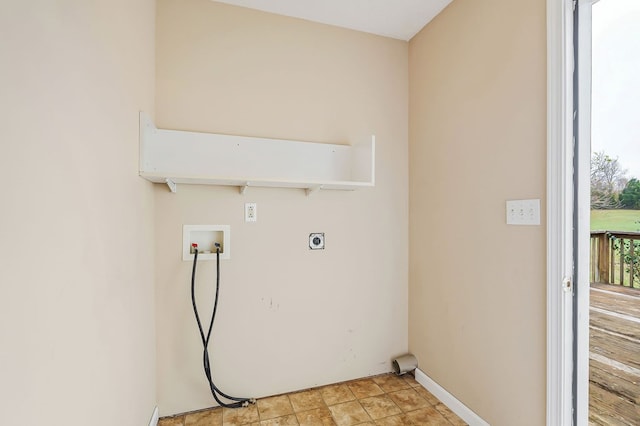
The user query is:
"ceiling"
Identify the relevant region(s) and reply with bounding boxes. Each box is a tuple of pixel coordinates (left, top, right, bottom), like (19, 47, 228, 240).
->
(211, 0, 453, 41)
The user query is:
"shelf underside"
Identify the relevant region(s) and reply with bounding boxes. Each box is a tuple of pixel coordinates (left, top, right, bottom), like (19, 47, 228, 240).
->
(140, 172, 374, 193)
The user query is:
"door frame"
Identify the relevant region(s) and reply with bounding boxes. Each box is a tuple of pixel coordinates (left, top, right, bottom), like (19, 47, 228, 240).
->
(575, 0, 594, 424)
(546, 0, 576, 424)
(547, 0, 593, 424)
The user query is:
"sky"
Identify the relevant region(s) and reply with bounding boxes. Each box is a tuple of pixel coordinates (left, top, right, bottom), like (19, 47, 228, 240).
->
(592, 0, 640, 180)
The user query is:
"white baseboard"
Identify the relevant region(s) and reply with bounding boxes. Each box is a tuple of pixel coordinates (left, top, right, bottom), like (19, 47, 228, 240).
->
(149, 406, 159, 426)
(414, 368, 490, 426)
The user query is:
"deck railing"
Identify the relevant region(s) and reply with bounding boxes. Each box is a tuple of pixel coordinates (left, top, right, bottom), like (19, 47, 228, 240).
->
(590, 230, 640, 289)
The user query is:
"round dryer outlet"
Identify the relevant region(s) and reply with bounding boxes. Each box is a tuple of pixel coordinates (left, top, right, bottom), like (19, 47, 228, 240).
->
(309, 233, 325, 250)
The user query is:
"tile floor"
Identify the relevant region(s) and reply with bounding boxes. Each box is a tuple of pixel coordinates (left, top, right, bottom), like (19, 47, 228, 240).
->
(158, 373, 467, 426)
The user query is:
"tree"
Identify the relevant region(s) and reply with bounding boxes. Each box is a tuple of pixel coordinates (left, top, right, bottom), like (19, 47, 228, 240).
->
(591, 151, 628, 209)
(620, 178, 640, 209)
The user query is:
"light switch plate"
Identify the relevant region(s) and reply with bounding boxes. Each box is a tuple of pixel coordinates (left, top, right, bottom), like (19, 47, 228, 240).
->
(506, 199, 541, 225)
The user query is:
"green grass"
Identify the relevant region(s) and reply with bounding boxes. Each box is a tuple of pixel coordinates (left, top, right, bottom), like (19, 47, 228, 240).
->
(590, 209, 640, 232)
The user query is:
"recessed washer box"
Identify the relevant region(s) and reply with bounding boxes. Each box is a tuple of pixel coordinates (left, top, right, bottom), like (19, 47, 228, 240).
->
(183, 225, 230, 260)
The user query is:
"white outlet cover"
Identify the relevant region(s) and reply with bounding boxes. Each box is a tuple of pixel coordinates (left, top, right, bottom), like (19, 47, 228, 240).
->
(245, 203, 257, 222)
(506, 199, 541, 226)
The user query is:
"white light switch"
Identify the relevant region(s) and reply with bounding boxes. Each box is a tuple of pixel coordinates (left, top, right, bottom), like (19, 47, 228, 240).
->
(506, 199, 540, 226)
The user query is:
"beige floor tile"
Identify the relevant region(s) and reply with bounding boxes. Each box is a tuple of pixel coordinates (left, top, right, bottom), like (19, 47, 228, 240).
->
(161, 375, 462, 426)
(159, 416, 185, 426)
(259, 414, 299, 425)
(433, 403, 467, 425)
(400, 375, 421, 389)
(319, 384, 356, 406)
(371, 375, 410, 393)
(327, 401, 372, 426)
(257, 395, 294, 420)
(223, 404, 260, 425)
(404, 407, 450, 425)
(185, 408, 223, 425)
(289, 389, 326, 412)
(387, 389, 430, 412)
(413, 387, 440, 406)
(346, 379, 384, 399)
(359, 395, 402, 420)
(373, 414, 412, 426)
(296, 407, 336, 426)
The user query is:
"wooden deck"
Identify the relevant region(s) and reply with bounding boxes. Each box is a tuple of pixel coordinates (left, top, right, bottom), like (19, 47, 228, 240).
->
(589, 283, 640, 425)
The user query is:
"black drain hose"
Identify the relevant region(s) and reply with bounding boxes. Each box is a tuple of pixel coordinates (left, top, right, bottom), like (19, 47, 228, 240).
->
(191, 244, 255, 408)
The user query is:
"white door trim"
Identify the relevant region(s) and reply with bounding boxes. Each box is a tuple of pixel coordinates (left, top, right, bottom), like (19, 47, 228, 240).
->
(576, 1, 594, 424)
(546, 0, 575, 424)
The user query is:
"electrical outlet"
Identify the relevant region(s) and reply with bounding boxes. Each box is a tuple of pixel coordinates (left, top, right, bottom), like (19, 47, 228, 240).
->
(309, 233, 325, 250)
(506, 199, 540, 225)
(245, 203, 257, 222)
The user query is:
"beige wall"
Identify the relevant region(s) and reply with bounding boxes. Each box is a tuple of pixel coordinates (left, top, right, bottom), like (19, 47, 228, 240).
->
(408, 0, 547, 424)
(155, 0, 409, 416)
(0, 0, 549, 422)
(0, 1, 157, 425)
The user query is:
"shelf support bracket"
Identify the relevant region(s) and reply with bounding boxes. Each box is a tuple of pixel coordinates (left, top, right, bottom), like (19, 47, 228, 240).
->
(306, 186, 321, 196)
(239, 183, 250, 195)
(165, 178, 177, 193)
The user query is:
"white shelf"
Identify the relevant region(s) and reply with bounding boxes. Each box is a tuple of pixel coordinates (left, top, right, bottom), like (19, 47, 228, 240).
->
(139, 113, 375, 195)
